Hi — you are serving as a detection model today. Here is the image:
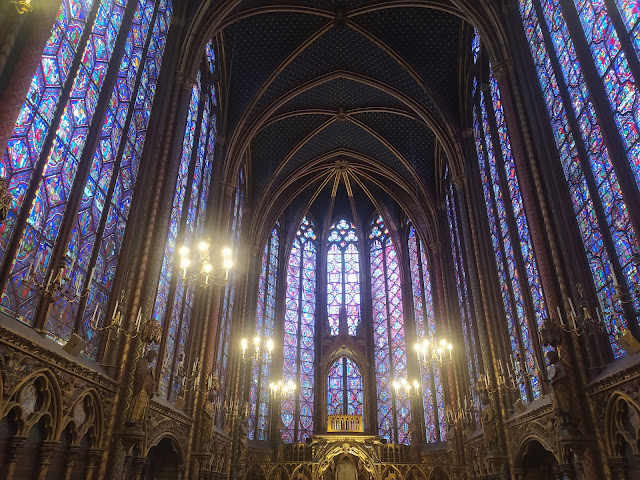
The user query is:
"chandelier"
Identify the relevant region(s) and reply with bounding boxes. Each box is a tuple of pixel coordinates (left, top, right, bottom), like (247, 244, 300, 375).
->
(414, 337, 453, 365)
(269, 379, 297, 399)
(178, 238, 233, 286)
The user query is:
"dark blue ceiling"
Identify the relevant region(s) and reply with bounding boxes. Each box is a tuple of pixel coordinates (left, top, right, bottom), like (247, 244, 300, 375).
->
(221, 0, 465, 214)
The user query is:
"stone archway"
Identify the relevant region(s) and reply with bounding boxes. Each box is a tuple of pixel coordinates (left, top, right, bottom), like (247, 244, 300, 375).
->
(144, 436, 183, 480)
(517, 439, 559, 480)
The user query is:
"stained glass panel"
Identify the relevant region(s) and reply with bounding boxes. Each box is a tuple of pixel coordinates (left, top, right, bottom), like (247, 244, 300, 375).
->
(1, 0, 97, 269)
(408, 225, 446, 441)
(519, 0, 631, 354)
(370, 215, 410, 445)
(281, 217, 316, 443)
(2, 0, 128, 326)
(472, 28, 481, 63)
(249, 225, 279, 441)
(614, 0, 640, 58)
(327, 219, 360, 336)
(572, 0, 640, 184)
(217, 169, 244, 407)
(327, 357, 363, 417)
(59, 0, 172, 356)
(151, 71, 200, 331)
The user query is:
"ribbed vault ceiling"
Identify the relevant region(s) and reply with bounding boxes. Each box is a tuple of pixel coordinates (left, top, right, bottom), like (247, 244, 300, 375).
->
(216, 0, 470, 232)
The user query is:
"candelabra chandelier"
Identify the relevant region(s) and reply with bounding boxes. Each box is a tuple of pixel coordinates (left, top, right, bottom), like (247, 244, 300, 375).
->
(240, 335, 274, 362)
(26, 247, 91, 305)
(392, 378, 421, 399)
(414, 337, 453, 366)
(478, 356, 522, 394)
(444, 401, 474, 426)
(269, 379, 297, 399)
(178, 238, 233, 286)
(11, 0, 32, 14)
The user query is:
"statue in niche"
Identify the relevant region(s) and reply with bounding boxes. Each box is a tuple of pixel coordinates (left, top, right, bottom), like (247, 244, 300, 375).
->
(200, 390, 216, 451)
(126, 349, 158, 427)
(478, 384, 499, 454)
(546, 349, 574, 427)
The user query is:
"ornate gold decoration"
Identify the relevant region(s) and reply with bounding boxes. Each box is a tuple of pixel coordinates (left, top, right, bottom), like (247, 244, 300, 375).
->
(125, 349, 158, 427)
(11, 0, 32, 14)
(0, 178, 10, 223)
(327, 415, 363, 433)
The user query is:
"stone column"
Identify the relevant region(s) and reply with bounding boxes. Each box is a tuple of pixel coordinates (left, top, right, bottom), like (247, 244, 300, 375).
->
(36, 440, 59, 480)
(62, 445, 79, 480)
(85, 448, 103, 480)
(5, 436, 26, 480)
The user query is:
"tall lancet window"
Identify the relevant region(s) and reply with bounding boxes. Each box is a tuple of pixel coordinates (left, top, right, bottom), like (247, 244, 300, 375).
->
(327, 219, 361, 336)
(152, 44, 217, 400)
(445, 182, 481, 423)
(0, 0, 172, 355)
(407, 224, 445, 442)
(327, 356, 364, 416)
(281, 216, 316, 443)
(471, 59, 548, 402)
(248, 224, 280, 441)
(216, 168, 244, 406)
(519, 0, 640, 355)
(369, 215, 411, 445)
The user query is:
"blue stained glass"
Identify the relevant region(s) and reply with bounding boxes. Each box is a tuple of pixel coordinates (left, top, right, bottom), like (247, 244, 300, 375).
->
(472, 29, 481, 63)
(327, 357, 363, 417)
(445, 187, 480, 425)
(520, 0, 632, 354)
(327, 219, 360, 335)
(217, 168, 243, 405)
(60, 0, 171, 356)
(2, 0, 128, 327)
(615, 0, 640, 59)
(281, 217, 316, 443)
(159, 77, 214, 398)
(571, 0, 640, 182)
(370, 215, 410, 445)
(408, 225, 447, 441)
(1, 0, 97, 271)
(475, 90, 542, 402)
(151, 71, 200, 330)
(249, 225, 279, 441)
(489, 68, 549, 397)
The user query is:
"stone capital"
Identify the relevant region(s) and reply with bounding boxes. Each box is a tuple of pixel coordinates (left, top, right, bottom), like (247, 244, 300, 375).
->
(452, 174, 468, 190)
(176, 71, 197, 91)
(492, 58, 514, 79)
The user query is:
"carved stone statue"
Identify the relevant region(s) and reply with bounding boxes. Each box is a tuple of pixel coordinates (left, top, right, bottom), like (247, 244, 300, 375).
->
(200, 391, 216, 450)
(546, 349, 573, 426)
(126, 349, 157, 427)
(479, 386, 499, 454)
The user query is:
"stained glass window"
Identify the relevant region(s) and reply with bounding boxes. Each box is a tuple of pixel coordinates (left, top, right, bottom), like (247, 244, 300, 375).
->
(150, 42, 217, 400)
(407, 224, 446, 442)
(519, 0, 637, 354)
(571, 0, 640, 178)
(327, 219, 361, 336)
(248, 224, 280, 441)
(216, 168, 244, 411)
(327, 357, 364, 417)
(281, 217, 316, 443)
(445, 184, 481, 423)
(472, 72, 546, 402)
(369, 215, 411, 445)
(0, 0, 172, 353)
(471, 28, 481, 64)
(614, 0, 640, 58)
